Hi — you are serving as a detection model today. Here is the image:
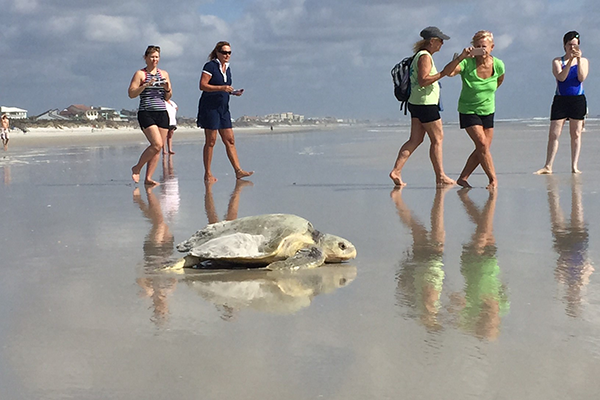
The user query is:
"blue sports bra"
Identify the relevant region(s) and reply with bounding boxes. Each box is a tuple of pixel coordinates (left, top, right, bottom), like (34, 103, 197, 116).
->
(555, 57, 584, 96)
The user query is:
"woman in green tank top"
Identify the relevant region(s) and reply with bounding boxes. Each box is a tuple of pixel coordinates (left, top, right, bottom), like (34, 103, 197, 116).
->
(442, 30, 505, 190)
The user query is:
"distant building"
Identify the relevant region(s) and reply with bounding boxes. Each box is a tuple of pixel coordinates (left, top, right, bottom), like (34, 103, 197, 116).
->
(0, 106, 28, 119)
(57, 104, 124, 121)
(60, 104, 92, 120)
(95, 107, 121, 121)
(35, 109, 71, 120)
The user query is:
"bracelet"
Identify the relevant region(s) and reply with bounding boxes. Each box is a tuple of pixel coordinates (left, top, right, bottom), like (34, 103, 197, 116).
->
(165, 89, 172, 93)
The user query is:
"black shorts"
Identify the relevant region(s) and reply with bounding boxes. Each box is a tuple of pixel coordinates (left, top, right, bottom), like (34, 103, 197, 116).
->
(407, 103, 441, 123)
(550, 95, 587, 120)
(459, 113, 494, 129)
(137, 110, 169, 130)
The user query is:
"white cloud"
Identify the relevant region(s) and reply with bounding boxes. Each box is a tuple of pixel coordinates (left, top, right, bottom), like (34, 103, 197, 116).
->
(0, 0, 598, 119)
(11, 0, 39, 13)
(84, 15, 138, 43)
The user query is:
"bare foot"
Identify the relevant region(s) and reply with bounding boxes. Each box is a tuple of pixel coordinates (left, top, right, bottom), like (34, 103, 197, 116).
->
(169, 151, 175, 155)
(235, 169, 254, 179)
(389, 170, 406, 187)
(534, 167, 552, 175)
(205, 174, 218, 183)
(572, 168, 581, 174)
(486, 181, 498, 190)
(436, 176, 456, 187)
(144, 179, 160, 187)
(132, 166, 141, 183)
(457, 178, 472, 188)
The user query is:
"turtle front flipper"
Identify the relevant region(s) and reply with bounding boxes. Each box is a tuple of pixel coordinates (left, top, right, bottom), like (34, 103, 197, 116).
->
(162, 255, 201, 272)
(266, 246, 326, 270)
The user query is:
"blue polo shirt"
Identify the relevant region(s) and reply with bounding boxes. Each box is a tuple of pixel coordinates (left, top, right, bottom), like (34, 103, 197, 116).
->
(199, 59, 232, 110)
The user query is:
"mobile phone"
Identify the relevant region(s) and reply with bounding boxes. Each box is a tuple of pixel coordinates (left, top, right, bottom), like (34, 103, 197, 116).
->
(231, 89, 244, 95)
(471, 48, 486, 56)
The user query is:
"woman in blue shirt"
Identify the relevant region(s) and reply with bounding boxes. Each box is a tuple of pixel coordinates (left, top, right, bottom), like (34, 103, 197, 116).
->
(535, 31, 589, 175)
(197, 41, 253, 183)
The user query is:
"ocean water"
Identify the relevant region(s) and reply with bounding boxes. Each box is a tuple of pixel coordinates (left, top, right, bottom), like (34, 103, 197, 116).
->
(1, 121, 599, 399)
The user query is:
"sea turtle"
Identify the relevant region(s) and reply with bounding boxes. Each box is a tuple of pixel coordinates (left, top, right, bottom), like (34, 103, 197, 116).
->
(169, 214, 357, 270)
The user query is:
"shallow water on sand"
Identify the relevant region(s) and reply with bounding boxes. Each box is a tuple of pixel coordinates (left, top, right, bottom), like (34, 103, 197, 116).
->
(1, 121, 600, 399)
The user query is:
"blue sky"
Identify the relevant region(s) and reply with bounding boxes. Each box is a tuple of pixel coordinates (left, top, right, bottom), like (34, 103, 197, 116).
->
(0, 0, 598, 120)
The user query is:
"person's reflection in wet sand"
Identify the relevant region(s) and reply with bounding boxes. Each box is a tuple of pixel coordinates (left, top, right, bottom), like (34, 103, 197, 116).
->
(546, 175, 594, 318)
(2, 165, 10, 185)
(133, 186, 177, 327)
(159, 154, 180, 224)
(393, 186, 451, 332)
(204, 178, 253, 224)
(202, 178, 253, 320)
(452, 189, 509, 341)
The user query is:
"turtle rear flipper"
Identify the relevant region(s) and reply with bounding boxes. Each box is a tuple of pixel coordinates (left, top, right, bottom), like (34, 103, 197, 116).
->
(266, 246, 326, 270)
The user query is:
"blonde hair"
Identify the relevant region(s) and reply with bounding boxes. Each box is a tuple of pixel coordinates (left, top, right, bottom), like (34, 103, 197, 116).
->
(412, 38, 434, 53)
(472, 30, 494, 45)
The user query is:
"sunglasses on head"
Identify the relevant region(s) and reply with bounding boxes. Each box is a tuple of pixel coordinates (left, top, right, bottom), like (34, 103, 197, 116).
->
(219, 50, 232, 55)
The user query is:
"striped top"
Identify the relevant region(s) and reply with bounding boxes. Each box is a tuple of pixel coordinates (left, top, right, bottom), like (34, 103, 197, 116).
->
(139, 68, 167, 111)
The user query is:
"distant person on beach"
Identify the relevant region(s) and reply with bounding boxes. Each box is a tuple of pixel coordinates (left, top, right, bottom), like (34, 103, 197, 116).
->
(535, 31, 589, 175)
(197, 41, 253, 183)
(442, 30, 505, 189)
(1, 114, 9, 150)
(389, 27, 456, 187)
(164, 99, 177, 155)
(128, 45, 172, 186)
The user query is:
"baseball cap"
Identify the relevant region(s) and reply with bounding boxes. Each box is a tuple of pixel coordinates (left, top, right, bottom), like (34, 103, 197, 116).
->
(420, 26, 450, 41)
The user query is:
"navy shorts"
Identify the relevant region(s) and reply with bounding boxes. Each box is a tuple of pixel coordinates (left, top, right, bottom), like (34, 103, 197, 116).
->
(138, 110, 169, 130)
(459, 113, 494, 129)
(550, 95, 587, 120)
(197, 106, 232, 130)
(407, 103, 441, 123)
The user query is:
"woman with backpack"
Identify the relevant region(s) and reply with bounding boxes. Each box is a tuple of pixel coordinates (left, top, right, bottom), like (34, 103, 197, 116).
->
(390, 26, 456, 187)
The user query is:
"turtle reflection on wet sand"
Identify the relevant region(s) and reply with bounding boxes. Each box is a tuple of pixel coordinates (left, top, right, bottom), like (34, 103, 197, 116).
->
(181, 265, 358, 316)
(169, 214, 357, 270)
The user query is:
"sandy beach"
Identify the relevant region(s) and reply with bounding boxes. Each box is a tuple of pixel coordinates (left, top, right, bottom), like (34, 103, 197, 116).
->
(6, 124, 335, 147)
(1, 121, 599, 399)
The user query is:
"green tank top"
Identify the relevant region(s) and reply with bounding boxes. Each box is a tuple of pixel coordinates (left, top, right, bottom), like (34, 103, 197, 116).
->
(408, 50, 440, 106)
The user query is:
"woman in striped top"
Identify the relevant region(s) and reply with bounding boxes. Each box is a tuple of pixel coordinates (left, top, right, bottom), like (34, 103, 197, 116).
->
(128, 45, 172, 186)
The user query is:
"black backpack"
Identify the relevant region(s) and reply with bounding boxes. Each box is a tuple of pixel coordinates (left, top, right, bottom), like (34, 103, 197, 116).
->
(391, 54, 415, 114)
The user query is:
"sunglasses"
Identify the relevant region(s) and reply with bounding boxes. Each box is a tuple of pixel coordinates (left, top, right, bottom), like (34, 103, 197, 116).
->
(147, 45, 160, 50)
(219, 50, 232, 55)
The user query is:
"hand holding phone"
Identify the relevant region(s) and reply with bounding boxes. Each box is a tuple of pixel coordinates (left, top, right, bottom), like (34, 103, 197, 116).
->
(231, 88, 244, 96)
(470, 48, 486, 57)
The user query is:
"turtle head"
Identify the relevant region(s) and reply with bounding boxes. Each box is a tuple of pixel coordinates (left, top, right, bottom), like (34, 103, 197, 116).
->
(320, 234, 357, 263)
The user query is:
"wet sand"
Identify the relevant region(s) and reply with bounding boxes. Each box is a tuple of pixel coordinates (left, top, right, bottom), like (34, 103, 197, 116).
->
(1, 120, 599, 399)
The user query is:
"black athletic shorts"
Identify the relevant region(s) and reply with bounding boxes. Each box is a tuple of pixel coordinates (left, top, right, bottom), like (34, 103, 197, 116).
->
(138, 110, 169, 130)
(550, 95, 587, 120)
(459, 113, 495, 129)
(407, 103, 441, 123)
